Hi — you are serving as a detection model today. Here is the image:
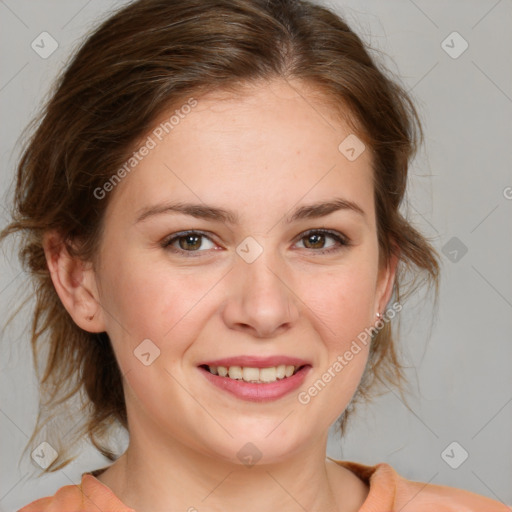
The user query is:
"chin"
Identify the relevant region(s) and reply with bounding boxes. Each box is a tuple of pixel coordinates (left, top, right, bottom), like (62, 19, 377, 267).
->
(194, 423, 311, 467)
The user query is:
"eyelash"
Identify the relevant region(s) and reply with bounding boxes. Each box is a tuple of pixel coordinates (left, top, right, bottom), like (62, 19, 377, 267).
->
(160, 229, 351, 257)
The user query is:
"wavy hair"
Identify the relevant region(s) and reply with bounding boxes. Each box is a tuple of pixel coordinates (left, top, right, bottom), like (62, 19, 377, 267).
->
(1, 0, 440, 472)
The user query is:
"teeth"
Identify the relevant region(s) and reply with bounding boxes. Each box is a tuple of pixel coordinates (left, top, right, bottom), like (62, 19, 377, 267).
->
(228, 366, 242, 380)
(285, 365, 294, 377)
(259, 367, 276, 383)
(242, 367, 260, 382)
(207, 364, 300, 383)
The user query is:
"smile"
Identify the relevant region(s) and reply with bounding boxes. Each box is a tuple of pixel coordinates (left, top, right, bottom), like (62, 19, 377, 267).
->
(202, 364, 303, 383)
(198, 362, 311, 402)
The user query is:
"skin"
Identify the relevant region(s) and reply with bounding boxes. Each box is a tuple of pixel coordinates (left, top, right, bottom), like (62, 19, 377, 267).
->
(44, 78, 398, 512)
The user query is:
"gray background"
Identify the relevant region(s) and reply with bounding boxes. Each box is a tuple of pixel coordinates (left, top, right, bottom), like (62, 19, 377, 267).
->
(1, 0, 511, 510)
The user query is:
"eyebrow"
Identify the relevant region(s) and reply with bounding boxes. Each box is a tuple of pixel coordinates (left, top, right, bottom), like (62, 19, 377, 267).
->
(135, 197, 366, 225)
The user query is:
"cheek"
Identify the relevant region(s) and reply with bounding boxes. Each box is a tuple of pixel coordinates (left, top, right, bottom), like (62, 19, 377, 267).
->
(303, 259, 379, 344)
(97, 249, 222, 354)
(297, 269, 376, 411)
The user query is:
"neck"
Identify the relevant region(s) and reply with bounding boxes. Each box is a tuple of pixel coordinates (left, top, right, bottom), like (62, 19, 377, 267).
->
(98, 429, 367, 512)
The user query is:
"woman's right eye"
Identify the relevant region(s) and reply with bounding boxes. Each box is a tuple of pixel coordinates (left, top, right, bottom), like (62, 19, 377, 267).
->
(161, 231, 217, 256)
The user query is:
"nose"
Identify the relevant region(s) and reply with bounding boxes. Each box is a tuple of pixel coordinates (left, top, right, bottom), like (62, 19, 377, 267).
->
(221, 248, 300, 339)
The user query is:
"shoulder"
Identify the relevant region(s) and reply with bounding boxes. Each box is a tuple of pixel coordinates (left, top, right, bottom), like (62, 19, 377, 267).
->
(392, 469, 509, 512)
(17, 473, 134, 512)
(331, 458, 510, 512)
(18, 484, 83, 512)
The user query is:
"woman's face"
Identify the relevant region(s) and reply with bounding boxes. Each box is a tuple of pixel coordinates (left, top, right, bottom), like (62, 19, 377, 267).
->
(90, 79, 396, 464)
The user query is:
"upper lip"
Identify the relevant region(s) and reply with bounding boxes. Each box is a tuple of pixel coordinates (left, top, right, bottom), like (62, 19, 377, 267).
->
(198, 356, 311, 368)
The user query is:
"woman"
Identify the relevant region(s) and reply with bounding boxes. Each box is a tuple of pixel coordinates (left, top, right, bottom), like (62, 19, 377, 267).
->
(2, 0, 508, 510)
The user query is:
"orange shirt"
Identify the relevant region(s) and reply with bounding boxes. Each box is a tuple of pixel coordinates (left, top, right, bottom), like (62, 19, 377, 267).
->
(18, 458, 510, 512)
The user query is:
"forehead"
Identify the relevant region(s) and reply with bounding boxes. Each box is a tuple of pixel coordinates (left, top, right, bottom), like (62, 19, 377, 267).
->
(104, 79, 374, 225)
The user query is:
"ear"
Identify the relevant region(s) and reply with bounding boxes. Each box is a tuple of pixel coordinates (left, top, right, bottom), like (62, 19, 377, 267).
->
(42, 231, 106, 333)
(375, 242, 401, 315)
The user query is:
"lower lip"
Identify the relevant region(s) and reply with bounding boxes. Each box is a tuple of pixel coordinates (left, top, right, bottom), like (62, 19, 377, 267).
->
(199, 366, 311, 402)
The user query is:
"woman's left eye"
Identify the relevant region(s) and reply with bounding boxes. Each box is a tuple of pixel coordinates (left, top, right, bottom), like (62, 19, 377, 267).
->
(161, 229, 350, 256)
(294, 229, 350, 254)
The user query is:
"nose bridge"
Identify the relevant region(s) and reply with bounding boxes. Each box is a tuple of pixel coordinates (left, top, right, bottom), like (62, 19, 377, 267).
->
(245, 247, 282, 289)
(237, 234, 288, 299)
(222, 234, 299, 337)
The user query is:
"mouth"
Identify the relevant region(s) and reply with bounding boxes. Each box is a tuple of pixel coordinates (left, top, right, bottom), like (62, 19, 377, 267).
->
(199, 364, 306, 384)
(197, 357, 312, 402)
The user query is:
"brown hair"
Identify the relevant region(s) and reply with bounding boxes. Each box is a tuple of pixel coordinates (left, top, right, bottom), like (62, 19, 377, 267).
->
(1, 0, 440, 473)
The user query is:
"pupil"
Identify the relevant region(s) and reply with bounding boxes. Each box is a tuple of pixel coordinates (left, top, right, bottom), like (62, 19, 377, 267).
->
(180, 235, 201, 250)
(307, 233, 324, 249)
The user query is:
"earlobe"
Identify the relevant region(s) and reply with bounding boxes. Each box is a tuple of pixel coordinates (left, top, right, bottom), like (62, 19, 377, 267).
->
(43, 231, 105, 333)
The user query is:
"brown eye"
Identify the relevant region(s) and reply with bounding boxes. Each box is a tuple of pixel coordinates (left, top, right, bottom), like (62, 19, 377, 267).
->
(162, 231, 216, 254)
(302, 232, 327, 249)
(296, 229, 350, 254)
(177, 234, 202, 251)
